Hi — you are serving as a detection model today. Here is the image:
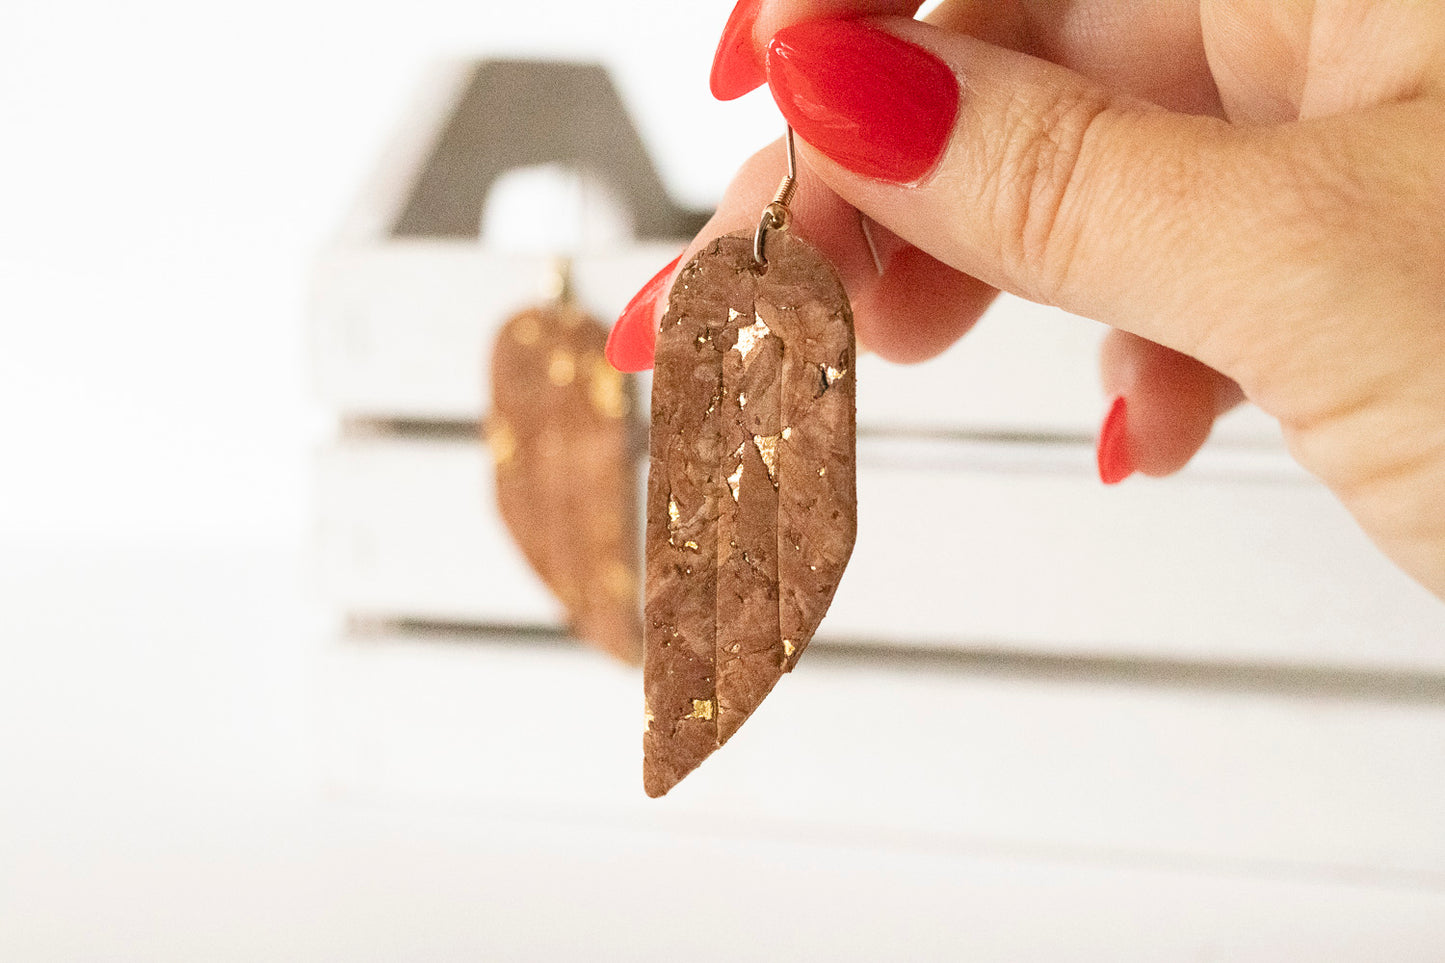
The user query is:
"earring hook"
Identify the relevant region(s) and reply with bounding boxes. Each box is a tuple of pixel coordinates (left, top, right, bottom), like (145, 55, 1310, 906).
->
(753, 127, 798, 271)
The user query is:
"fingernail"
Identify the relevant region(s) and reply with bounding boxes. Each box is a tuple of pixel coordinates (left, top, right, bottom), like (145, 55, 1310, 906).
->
(766, 19, 958, 183)
(710, 0, 765, 100)
(1097, 395, 1136, 485)
(606, 254, 682, 373)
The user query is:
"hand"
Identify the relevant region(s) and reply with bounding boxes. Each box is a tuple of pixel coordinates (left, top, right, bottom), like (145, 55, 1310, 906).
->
(609, 0, 1445, 600)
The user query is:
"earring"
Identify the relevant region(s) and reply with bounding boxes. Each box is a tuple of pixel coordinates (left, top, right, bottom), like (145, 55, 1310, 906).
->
(643, 129, 858, 796)
(487, 259, 643, 665)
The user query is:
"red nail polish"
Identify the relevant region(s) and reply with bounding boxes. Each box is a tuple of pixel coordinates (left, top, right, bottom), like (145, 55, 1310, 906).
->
(766, 19, 958, 183)
(606, 254, 682, 373)
(1097, 395, 1136, 485)
(710, 0, 765, 101)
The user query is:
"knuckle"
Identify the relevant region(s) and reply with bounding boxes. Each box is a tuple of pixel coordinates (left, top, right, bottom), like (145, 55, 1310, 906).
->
(980, 83, 1112, 302)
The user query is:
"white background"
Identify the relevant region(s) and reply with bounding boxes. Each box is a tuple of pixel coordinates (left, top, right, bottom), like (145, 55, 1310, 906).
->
(0, 0, 780, 546)
(5, 3, 1444, 959)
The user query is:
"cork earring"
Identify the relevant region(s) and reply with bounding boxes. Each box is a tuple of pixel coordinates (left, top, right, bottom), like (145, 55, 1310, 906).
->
(643, 130, 858, 796)
(486, 260, 644, 665)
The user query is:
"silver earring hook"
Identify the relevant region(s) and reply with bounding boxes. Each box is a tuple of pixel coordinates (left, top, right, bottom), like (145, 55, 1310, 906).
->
(753, 127, 798, 271)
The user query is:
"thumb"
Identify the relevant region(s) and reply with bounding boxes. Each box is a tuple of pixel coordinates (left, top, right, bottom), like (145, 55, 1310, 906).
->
(762, 17, 1390, 381)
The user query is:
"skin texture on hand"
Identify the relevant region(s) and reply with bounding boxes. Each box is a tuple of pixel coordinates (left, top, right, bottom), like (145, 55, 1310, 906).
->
(651, 0, 1445, 600)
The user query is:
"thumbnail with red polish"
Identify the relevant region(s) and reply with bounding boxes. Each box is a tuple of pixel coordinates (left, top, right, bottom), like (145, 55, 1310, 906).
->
(606, 254, 682, 373)
(1097, 395, 1136, 485)
(710, 0, 766, 101)
(765, 19, 958, 183)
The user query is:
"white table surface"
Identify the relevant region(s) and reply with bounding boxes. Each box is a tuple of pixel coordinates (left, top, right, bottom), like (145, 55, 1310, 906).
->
(3, 541, 1443, 962)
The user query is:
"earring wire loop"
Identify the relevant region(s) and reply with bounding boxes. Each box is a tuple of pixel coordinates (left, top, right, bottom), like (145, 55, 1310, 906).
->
(753, 127, 798, 271)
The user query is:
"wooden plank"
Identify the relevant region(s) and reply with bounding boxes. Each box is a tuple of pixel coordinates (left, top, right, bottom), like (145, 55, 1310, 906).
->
(310, 242, 679, 420)
(313, 253, 1284, 441)
(855, 297, 1281, 443)
(316, 629, 1445, 883)
(316, 431, 562, 626)
(315, 436, 1445, 672)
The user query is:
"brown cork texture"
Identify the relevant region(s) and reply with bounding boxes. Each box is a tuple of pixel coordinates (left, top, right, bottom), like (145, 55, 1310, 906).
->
(643, 230, 856, 797)
(487, 302, 643, 664)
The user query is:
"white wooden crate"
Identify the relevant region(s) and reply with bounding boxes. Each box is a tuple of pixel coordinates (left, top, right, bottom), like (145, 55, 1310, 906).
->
(310, 61, 1280, 443)
(311, 58, 1381, 652)
(316, 434, 1445, 673)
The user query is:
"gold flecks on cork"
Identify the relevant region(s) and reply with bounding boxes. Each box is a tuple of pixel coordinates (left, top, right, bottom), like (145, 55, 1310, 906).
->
(686, 699, 715, 721)
(487, 418, 516, 467)
(726, 462, 744, 503)
(734, 313, 772, 363)
(667, 496, 699, 551)
(548, 349, 576, 386)
(511, 313, 541, 346)
(753, 433, 781, 485)
(588, 356, 629, 418)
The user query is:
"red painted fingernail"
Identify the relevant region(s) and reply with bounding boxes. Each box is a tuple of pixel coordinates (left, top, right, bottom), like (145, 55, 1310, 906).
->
(606, 254, 682, 373)
(1097, 395, 1136, 485)
(765, 19, 958, 183)
(710, 0, 766, 100)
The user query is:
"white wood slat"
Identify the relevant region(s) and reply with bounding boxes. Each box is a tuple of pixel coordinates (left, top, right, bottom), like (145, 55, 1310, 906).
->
(310, 241, 681, 421)
(315, 430, 563, 627)
(316, 630, 1445, 883)
(314, 436, 1445, 672)
(312, 247, 1283, 443)
(854, 297, 1281, 443)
